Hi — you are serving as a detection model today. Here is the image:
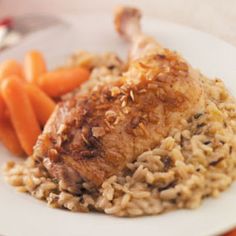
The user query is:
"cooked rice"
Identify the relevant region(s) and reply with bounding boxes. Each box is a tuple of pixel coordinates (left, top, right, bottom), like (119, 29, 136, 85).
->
(3, 52, 236, 217)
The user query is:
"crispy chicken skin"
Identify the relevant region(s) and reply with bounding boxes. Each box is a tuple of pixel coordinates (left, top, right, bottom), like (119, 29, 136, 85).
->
(34, 6, 205, 193)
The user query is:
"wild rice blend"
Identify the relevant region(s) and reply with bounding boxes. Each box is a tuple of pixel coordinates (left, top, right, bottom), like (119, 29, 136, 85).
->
(3, 52, 236, 216)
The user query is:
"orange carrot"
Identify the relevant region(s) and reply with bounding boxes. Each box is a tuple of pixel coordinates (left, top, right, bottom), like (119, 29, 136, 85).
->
(39, 67, 90, 97)
(224, 229, 236, 236)
(0, 93, 6, 118)
(0, 92, 11, 119)
(0, 60, 24, 81)
(25, 83, 56, 125)
(24, 50, 47, 84)
(1, 75, 41, 155)
(0, 118, 24, 156)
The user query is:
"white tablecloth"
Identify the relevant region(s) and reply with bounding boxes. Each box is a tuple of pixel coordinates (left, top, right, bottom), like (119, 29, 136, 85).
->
(1, 0, 236, 46)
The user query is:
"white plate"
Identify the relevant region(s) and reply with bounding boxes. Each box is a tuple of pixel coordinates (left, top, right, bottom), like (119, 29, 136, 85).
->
(0, 13, 236, 236)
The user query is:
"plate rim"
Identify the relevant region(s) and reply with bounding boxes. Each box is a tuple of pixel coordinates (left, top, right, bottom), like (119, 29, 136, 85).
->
(0, 13, 236, 236)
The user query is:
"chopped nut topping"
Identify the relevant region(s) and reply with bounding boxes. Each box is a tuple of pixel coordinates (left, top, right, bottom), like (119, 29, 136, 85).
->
(92, 127, 106, 137)
(121, 100, 127, 107)
(81, 133, 89, 144)
(122, 107, 130, 114)
(111, 86, 121, 96)
(48, 149, 59, 162)
(57, 124, 66, 135)
(105, 110, 117, 122)
(138, 89, 147, 94)
(130, 90, 135, 101)
(104, 119, 114, 129)
(139, 122, 149, 137)
(120, 95, 126, 102)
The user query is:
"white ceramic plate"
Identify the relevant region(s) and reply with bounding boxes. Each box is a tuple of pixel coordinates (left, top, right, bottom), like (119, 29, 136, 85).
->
(0, 13, 236, 236)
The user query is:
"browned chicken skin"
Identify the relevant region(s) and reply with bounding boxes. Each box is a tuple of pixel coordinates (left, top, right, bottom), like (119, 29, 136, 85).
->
(34, 6, 205, 193)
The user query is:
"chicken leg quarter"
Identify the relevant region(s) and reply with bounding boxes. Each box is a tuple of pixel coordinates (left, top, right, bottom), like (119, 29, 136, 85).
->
(34, 6, 205, 193)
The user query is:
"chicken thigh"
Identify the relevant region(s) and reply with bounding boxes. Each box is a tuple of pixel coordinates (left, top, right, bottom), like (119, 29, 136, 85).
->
(34, 6, 205, 193)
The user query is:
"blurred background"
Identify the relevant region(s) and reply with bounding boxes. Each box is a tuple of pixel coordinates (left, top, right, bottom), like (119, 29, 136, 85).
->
(0, 0, 236, 46)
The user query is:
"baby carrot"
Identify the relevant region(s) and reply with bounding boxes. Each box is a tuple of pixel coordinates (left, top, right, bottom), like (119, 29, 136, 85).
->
(39, 67, 90, 97)
(0, 60, 24, 81)
(224, 229, 236, 236)
(24, 50, 47, 84)
(0, 93, 6, 118)
(25, 83, 56, 125)
(1, 75, 41, 155)
(0, 118, 24, 156)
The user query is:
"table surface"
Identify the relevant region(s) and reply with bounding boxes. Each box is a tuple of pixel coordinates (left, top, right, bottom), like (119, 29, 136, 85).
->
(0, 0, 236, 235)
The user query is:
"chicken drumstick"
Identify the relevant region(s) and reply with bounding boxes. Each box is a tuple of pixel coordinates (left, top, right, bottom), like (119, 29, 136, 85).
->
(34, 6, 204, 193)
